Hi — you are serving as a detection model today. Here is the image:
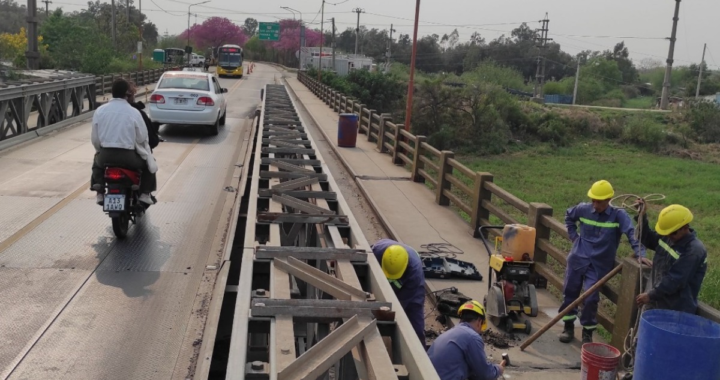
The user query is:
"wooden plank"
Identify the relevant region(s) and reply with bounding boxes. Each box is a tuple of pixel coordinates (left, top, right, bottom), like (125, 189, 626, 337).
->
(262, 147, 316, 155)
(273, 257, 365, 301)
(260, 189, 337, 199)
(271, 176, 320, 191)
(260, 171, 327, 180)
(270, 160, 316, 173)
(262, 157, 320, 166)
(255, 248, 365, 262)
(272, 194, 334, 215)
(256, 213, 349, 225)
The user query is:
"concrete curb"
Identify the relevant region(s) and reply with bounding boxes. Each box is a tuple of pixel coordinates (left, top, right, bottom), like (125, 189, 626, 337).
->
(0, 86, 156, 152)
(282, 72, 444, 300)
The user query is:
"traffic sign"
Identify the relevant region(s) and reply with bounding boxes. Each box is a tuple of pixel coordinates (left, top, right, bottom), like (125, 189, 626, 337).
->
(259, 22, 280, 41)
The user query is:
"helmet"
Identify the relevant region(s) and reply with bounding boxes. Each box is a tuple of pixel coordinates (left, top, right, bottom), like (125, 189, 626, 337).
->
(458, 300, 488, 332)
(655, 204, 693, 236)
(382, 245, 409, 280)
(587, 180, 614, 200)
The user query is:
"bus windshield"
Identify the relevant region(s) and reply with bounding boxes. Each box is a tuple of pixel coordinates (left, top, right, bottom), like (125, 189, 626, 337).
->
(218, 48, 242, 67)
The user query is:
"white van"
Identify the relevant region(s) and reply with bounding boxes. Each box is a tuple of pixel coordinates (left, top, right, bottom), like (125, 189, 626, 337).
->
(190, 54, 205, 67)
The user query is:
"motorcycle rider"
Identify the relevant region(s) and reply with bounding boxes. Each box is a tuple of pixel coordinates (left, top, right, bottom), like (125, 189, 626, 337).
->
(91, 78, 158, 205)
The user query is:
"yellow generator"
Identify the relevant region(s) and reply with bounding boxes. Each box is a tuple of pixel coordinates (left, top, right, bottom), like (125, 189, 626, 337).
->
(479, 225, 539, 334)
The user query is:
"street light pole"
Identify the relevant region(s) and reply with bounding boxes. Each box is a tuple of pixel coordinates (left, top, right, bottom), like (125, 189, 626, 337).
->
(319, 0, 325, 81)
(187, 0, 210, 65)
(281, 6, 303, 70)
(403, 0, 420, 132)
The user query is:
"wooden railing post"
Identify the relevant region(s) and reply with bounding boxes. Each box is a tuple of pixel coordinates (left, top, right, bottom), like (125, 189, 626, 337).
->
(377, 114, 389, 152)
(611, 258, 645, 350)
(436, 151, 455, 206)
(411, 135, 425, 182)
(366, 109, 376, 142)
(471, 172, 494, 236)
(526, 203, 553, 263)
(392, 122, 403, 165)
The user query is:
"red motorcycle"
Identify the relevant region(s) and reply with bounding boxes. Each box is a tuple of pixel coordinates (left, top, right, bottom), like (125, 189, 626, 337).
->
(102, 166, 151, 238)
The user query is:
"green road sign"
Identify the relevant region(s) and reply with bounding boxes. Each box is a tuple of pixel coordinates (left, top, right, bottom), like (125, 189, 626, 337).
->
(259, 22, 280, 41)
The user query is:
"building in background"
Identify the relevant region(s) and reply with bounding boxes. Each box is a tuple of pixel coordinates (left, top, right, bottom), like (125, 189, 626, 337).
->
(300, 47, 374, 76)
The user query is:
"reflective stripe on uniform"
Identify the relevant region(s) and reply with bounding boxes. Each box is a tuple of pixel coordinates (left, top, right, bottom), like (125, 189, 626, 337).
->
(390, 279, 403, 289)
(562, 315, 577, 322)
(583, 325, 598, 331)
(579, 217, 620, 228)
(658, 240, 680, 260)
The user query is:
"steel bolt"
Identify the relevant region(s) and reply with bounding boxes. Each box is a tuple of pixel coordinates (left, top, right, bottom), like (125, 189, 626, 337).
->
(251, 361, 264, 371)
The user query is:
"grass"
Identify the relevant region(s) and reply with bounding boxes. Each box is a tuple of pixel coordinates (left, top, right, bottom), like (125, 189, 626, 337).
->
(458, 141, 720, 310)
(624, 96, 655, 109)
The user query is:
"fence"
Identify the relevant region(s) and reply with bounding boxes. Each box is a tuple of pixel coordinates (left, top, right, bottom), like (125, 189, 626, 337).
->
(297, 70, 720, 350)
(0, 66, 177, 142)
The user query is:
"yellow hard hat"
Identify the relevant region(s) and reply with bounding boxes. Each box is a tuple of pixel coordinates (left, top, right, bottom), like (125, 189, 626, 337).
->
(655, 204, 693, 236)
(587, 180, 614, 200)
(458, 300, 488, 332)
(382, 245, 409, 280)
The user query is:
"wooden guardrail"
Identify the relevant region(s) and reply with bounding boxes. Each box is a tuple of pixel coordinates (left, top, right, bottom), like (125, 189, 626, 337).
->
(297, 70, 720, 350)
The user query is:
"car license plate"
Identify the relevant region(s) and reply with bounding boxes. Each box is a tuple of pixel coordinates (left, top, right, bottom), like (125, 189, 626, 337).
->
(174, 98, 187, 105)
(103, 194, 125, 211)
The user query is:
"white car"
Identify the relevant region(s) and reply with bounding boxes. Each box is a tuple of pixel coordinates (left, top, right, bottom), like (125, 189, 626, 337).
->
(148, 71, 228, 135)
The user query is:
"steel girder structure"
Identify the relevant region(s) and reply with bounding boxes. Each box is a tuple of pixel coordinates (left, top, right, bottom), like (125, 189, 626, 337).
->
(0, 75, 97, 141)
(224, 84, 438, 380)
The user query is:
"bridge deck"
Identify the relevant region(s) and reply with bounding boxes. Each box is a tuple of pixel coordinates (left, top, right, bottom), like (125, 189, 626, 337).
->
(0, 66, 262, 380)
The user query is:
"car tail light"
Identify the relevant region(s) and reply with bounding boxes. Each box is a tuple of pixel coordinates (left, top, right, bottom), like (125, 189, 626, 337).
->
(197, 96, 214, 106)
(105, 168, 126, 181)
(150, 94, 165, 104)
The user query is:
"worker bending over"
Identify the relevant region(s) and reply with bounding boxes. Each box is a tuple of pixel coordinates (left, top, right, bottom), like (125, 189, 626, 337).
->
(560, 180, 648, 344)
(371, 239, 426, 346)
(635, 202, 707, 313)
(428, 301, 505, 380)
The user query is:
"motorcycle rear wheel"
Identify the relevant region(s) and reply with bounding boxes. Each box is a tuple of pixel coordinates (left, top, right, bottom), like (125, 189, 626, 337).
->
(112, 214, 130, 239)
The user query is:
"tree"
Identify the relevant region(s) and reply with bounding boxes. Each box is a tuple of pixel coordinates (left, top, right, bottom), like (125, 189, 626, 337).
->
(181, 17, 247, 51)
(511, 23, 535, 42)
(469, 32, 485, 46)
(604, 42, 638, 84)
(243, 18, 258, 36)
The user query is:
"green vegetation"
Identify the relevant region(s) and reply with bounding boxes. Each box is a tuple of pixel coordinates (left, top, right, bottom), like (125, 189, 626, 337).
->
(459, 142, 720, 309)
(306, 67, 405, 114)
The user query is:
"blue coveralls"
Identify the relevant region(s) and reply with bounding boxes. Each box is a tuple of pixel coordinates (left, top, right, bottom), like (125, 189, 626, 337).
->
(561, 203, 642, 329)
(371, 239, 426, 345)
(427, 322, 502, 380)
(638, 218, 707, 313)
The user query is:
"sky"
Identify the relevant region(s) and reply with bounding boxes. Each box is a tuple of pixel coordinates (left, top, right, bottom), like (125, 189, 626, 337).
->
(51, 0, 720, 69)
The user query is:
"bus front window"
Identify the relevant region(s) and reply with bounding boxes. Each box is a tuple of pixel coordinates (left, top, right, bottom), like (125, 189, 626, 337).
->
(219, 53, 241, 67)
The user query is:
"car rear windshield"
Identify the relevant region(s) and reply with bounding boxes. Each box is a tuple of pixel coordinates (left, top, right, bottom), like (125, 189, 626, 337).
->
(158, 75, 209, 91)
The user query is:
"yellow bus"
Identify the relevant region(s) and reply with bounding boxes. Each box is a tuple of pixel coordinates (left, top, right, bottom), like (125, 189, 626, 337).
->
(216, 45, 243, 78)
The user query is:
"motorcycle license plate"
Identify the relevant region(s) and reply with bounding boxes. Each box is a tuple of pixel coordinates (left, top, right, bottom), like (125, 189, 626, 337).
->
(103, 194, 125, 211)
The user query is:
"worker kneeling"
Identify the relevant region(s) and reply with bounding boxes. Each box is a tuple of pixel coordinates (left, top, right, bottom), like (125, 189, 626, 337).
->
(428, 301, 506, 380)
(372, 239, 426, 346)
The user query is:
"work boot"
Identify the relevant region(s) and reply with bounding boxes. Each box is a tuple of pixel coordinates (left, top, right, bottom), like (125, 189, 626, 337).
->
(582, 328, 593, 344)
(559, 321, 575, 343)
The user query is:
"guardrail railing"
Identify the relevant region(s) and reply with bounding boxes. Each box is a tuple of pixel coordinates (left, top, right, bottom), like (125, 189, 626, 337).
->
(0, 67, 178, 142)
(297, 69, 720, 350)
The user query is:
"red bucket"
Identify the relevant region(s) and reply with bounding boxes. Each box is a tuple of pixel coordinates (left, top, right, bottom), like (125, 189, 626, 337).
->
(581, 343, 620, 380)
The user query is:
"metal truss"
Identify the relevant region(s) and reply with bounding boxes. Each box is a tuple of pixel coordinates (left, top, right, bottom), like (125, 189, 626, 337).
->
(224, 84, 437, 380)
(0, 74, 96, 141)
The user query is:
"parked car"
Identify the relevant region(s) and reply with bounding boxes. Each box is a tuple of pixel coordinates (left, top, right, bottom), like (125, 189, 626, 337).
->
(147, 71, 228, 135)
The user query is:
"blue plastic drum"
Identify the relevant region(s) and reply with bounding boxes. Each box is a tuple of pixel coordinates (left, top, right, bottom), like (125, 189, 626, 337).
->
(634, 309, 720, 380)
(337, 113, 359, 148)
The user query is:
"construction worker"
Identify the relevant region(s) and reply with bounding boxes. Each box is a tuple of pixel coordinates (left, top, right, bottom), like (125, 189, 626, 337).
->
(428, 300, 505, 380)
(635, 202, 707, 313)
(371, 239, 426, 346)
(560, 180, 648, 344)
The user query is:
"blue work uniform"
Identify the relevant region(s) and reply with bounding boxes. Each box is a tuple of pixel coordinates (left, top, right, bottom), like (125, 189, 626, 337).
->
(371, 239, 426, 345)
(638, 217, 707, 313)
(560, 203, 642, 329)
(428, 322, 502, 380)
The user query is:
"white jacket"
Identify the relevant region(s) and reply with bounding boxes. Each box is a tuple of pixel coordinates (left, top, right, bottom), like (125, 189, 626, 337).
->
(91, 99, 158, 173)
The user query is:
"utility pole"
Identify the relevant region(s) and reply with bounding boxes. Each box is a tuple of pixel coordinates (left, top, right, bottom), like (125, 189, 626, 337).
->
(331, 17, 336, 72)
(572, 58, 580, 105)
(660, 0, 681, 110)
(353, 8, 364, 56)
(25, 0, 40, 69)
(318, 0, 324, 81)
(533, 13, 551, 99)
(386, 24, 395, 73)
(126, 0, 129, 21)
(695, 43, 707, 98)
(187, 1, 210, 65)
(42, 0, 51, 16)
(404, 0, 421, 132)
(138, 0, 143, 70)
(111, 0, 116, 48)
